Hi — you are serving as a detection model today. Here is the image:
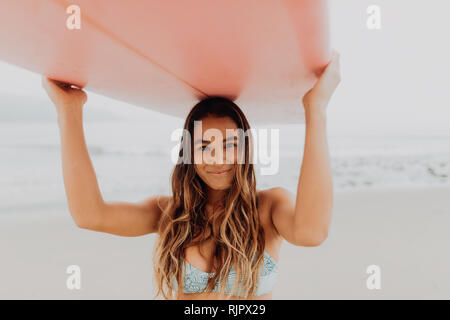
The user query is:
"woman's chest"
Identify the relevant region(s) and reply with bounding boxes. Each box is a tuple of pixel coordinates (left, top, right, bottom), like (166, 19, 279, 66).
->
(183, 192, 282, 273)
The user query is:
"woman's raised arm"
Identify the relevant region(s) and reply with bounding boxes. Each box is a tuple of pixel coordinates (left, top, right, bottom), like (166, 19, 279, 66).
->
(271, 50, 341, 246)
(42, 76, 167, 237)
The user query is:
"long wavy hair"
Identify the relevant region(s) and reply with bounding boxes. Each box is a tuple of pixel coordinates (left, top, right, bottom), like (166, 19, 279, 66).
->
(152, 97, 265, 299)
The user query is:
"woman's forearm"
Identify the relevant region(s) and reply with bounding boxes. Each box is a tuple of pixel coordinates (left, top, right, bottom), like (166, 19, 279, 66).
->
(57, 110, 104, 227)
(294, 109, 333, 242)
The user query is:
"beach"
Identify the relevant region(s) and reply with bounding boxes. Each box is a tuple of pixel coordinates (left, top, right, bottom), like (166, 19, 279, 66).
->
(1, 121, 450, 299)
(2, 0, 450, 300)
(1, 185, 449, 299)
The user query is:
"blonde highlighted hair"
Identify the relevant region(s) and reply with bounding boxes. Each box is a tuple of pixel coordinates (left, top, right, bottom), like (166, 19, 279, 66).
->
(152, 97, 265, 299)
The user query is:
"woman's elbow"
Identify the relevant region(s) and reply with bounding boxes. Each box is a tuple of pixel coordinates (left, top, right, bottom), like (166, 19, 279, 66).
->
(71, 211, 101, 231)
(74, 218, 91, 229)
(294, 228, 328, 247)
(313, 229, 328, 246)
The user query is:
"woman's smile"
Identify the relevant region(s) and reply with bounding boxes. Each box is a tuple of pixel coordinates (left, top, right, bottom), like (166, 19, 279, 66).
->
(207, 168, 232, 176)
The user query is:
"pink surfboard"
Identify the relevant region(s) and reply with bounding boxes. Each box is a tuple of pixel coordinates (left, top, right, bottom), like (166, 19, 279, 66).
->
(0, 0, 330, 124)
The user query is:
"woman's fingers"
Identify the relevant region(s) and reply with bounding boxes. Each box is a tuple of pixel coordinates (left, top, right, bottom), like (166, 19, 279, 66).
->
(42, 76, 74, 93)
(316, 50, 341, 88)
(42, 75, 88, 109)
(42, 76, 63, 96)
(53, 80, 71, 89)
(41, 76, 53, 91)
(324, 50, 340, 76)
(302, 49, 341, 110)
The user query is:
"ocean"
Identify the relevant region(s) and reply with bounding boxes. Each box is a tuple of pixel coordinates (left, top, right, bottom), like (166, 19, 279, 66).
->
(1, 122, 449, 215)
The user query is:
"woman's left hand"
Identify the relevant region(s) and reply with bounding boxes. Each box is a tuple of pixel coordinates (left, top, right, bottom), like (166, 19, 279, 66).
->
(302, 50, 341, 115)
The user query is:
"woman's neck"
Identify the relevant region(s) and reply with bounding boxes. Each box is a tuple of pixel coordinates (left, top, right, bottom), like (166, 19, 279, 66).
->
(206, 188, 226, 207)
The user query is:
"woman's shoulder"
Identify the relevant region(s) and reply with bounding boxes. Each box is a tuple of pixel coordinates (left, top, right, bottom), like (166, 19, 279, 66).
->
(257, 187, 294, 209)
(256, 188, 286, 259)
(257, 187, 295, 227)
(156, 188, 293, 211)
(152, 195, 172, 213)
(255, 187, 292, 222)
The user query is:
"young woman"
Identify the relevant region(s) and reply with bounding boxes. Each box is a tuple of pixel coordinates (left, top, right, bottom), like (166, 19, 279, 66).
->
(42, 51, 341, 300)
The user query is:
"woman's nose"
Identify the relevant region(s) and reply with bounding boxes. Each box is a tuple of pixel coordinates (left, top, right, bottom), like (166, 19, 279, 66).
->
(205, 146, 234, 164)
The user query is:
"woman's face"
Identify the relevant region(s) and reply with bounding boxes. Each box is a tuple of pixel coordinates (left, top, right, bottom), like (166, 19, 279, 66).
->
(193, 115, 240, 190)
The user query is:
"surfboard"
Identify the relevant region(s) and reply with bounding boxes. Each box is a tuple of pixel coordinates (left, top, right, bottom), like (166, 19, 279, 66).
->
(0, 0, 330, 124)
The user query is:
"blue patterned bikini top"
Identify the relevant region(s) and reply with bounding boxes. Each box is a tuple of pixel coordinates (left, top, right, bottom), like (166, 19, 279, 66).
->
(170, 250, 279, 297)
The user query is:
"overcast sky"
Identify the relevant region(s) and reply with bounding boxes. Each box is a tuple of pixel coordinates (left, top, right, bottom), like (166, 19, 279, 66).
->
(1, 0, 449, 137)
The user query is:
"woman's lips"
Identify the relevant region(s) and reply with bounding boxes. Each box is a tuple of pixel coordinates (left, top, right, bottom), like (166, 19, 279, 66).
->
(208, 168, 232, 175)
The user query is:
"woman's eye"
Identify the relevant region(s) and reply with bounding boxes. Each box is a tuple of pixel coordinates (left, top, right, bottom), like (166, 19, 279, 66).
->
(200, 143, 235, 151)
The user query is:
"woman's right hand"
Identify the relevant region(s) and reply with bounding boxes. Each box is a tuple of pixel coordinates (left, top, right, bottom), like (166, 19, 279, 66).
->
(41, 76, 88, 117)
